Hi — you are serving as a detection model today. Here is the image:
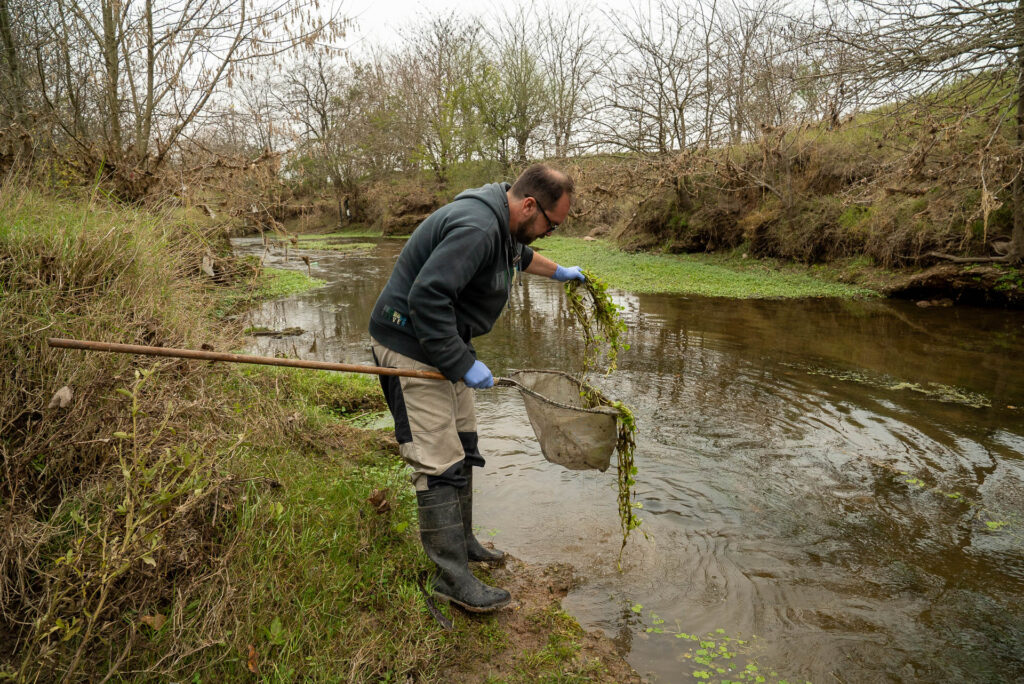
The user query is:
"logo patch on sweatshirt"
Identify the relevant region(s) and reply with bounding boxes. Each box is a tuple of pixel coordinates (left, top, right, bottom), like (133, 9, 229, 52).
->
(381, 305, 408, 327)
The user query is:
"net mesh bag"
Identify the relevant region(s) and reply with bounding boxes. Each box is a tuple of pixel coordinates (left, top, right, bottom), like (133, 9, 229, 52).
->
(501, 369, 620, 472)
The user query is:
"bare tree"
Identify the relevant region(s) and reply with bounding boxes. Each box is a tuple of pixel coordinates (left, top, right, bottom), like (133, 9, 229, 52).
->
(0, 0, 25, 127)
(838, 0, 1024, 261)
(715, 0, 796, 143)
(398, 14, 483, 186)
(601, 0, 704, 153)
(352, 51, 420, 177)
(34, 0, 345, 198)
(790, 7, 864, 130)
(478, 6, 548, 166)
(236, 67, 280, 154)
(281, 52, 392, 226)
(536, 3, 603, 157)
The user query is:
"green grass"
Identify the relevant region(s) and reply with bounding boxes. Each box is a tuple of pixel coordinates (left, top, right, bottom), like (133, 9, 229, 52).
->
(296, 239, 377, 252)
(186, 454, 449, 681)
(0, 185, 615, 681)
(535, 237, 879, 299)
(231, 364, 385, 427)
(216, 266, 326, 316)
(256, 267, 326, 297)
(297, 227, 384, 239)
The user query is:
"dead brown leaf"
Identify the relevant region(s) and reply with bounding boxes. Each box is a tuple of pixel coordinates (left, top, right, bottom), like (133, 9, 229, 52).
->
(247, 643, 259, 674)
(48, 385, 73, 409)
(367, 488, 391, 514)
(140, 614, 166, 631)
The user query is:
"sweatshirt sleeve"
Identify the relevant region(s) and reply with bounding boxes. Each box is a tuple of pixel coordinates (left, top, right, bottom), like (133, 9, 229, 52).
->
(407, 225, 494, 381)
(520, 245, 534, 271)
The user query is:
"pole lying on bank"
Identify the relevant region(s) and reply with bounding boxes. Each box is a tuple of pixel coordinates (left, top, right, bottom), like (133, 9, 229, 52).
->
(45, 337, 448, 381)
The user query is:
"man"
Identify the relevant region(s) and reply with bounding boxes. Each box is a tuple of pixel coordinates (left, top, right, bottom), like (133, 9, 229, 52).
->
(368, 164, 585, 613)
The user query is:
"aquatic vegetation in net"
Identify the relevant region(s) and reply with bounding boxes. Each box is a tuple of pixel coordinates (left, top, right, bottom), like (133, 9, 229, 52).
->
(566, 273, 629, 374)
(565, 273, 640, 557)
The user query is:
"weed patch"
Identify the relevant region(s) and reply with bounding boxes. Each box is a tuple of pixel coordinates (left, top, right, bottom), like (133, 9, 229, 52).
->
(216, 265, 325, 316)
(537, 237, 877, 299)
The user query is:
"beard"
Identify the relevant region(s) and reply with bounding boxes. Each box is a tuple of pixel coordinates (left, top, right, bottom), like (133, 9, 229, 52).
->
(511, 218, 536, 245)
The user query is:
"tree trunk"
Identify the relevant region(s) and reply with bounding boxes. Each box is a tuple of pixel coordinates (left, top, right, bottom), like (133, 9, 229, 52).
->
(0, 0, 24, 125)
(101, 0, 123, 160)
(138, 0, 154, 159)
(334, 181, 348, 229)
(1014, 0, 1024, 261)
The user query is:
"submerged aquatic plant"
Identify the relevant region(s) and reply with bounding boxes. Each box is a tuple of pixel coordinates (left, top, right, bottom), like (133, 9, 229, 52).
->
(785, 362, 992, 408)
(565, 273, 641, 557)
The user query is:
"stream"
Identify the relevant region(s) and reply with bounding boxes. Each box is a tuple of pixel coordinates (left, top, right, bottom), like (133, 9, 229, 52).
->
(233, 236, 1024, 683)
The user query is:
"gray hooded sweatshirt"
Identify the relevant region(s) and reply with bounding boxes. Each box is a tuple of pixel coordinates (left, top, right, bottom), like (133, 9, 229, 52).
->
(368, 182, 535, 381)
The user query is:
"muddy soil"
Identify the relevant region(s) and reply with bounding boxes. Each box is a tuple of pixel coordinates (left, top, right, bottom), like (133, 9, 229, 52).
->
(440, 556, 641, 682)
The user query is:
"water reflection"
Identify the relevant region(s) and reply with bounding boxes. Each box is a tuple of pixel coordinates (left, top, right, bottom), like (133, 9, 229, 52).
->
(234, 237, 1024, 683)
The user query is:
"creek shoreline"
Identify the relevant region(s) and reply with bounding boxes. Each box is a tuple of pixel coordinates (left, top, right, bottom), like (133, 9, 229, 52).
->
(238, 243, 643, 681)
(258, 227, 1024, 306)
(0, 190, 638, 682)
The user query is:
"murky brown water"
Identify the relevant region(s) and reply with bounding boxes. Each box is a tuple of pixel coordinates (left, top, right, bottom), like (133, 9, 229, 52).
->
(234, 236, 1024, 683)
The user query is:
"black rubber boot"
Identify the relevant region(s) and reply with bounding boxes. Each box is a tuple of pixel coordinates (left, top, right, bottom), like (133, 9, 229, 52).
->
(417, 486, 510, 613)
(459, 470, 505, 563)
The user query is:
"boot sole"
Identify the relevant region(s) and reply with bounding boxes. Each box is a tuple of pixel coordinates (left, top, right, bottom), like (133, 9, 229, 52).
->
(434, 591, 511, 613)
(469, 552, 506, 565)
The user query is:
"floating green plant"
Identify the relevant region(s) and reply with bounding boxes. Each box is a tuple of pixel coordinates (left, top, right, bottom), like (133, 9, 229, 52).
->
(784, 362, 991, 408)
(297, 240, 376, 252)
(624, 614, 808, 684)
(565, 273, 641, 557)
(854, 454, 1024, 541)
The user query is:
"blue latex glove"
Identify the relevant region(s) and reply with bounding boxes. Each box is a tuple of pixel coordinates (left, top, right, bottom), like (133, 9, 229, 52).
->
(552, 265, 586, 282)
(463, 360, 494, 389)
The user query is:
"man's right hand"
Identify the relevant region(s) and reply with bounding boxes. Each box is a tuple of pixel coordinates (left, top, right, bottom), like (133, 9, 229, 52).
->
(463, 360, 494, 388)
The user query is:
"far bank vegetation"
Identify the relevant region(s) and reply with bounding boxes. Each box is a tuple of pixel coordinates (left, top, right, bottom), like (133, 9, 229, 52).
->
(2, 0, 1024, 273)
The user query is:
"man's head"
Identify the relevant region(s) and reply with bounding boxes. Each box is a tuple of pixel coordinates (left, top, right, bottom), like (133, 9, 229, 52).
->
(507, 164, 575, 245)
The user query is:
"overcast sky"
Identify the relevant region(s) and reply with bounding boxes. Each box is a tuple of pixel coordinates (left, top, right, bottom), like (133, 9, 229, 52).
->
(344, 0, 631, 50)
(347, 0, 462, 46)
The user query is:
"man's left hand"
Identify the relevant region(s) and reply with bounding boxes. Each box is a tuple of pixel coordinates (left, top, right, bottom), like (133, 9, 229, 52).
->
(552, 265, 586, 282)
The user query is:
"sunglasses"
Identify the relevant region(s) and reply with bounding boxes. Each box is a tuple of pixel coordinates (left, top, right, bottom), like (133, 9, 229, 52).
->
(525, 195, 558, 232)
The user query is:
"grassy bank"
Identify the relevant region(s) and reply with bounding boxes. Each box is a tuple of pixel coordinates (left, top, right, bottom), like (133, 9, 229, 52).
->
(0, 186, 630, 681)
(295, 238, 378, 252)
(536, 236, 879, 299)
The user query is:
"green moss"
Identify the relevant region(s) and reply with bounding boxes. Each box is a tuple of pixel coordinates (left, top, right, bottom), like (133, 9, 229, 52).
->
(256, 267, 325, 298)
(297, 240, 376, 252)
(670, 211, 690, 230)
(536, 237, 878, 299)
(216, 266, 325, 316)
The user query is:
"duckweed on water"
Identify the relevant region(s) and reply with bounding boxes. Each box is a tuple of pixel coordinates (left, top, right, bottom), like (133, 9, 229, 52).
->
(296, 240, 376, 252)
(625, 615, 808, 684)
(565, 273, 641, 557)
(885, 464, 1022, 541)
(538, 236, 877, 299)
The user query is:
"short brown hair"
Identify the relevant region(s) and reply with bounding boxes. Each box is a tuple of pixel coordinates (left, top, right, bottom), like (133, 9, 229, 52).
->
(510, 164, 575, 208)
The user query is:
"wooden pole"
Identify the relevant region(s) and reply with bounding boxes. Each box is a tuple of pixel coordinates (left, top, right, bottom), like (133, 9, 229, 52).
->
(46, 337, 448, 381)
